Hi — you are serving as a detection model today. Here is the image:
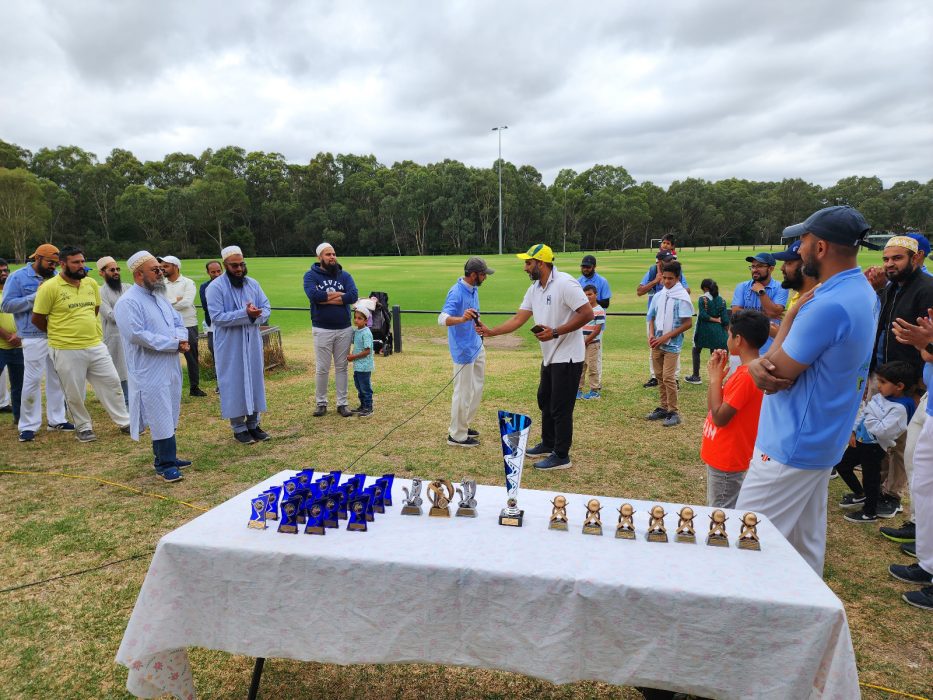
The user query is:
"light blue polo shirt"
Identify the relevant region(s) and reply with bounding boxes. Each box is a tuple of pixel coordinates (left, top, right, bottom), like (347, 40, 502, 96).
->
(756, 267, 878, 469)
(577, 271, 611, 302)
(441, 278, 483, 365)
(732, 277, 788, 353)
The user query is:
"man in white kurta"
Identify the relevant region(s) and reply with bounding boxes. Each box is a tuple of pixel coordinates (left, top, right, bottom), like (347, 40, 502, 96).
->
(206, 246, 272, 444)
(97, 256, 131, 405)
(114, 251, 191, 483)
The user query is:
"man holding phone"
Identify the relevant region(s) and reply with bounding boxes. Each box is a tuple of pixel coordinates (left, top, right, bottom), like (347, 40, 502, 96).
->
(476, 244, 593, 470)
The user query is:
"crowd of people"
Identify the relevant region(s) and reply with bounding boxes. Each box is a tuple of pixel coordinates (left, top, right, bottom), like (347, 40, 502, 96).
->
(3, 205, 932, 611)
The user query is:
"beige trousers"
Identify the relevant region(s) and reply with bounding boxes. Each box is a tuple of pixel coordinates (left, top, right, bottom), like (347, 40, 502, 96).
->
(449, 346, 486, 441)
(49, 344, 129, 432)
(651, 347, 680, 413)
(579, 342, 602, 391)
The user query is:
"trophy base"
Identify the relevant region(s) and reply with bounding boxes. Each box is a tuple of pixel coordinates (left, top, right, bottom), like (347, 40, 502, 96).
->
(347, 522, 367, 532)
(277, 524, 298, 534)
(615, 528, 635, 539)
(647, 531, 668, 543)
(337, 511, 347, 520)
(676, 533, 696, 544)
(265, 512, 278, 521)
(401, 505, 422, 516)
(706, 534, 729, 547)
(582, 524, 603, 536)
(247, 520, 267, 530)
(304, 525, 326, 535)
(737, 538, 761, 551)
(456, 507, 477, 518)
(549, 520, 568, 531)
(365, 513, 374, 522)
(429, 507, 451, 518)
(323, 519, 338, 529)
(373, 505, 385, 514)
(297, 515, 307, 524)
(499, 509, 524, 527)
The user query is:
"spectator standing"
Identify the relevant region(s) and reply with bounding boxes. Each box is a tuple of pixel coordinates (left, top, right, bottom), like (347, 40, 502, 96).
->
(773, 238, 818, 315)
(347, 307, 375, 417)
(0, 258, 24, 424)
(685, 278, 728, 385)
(645, 260, 693, 427)
(731, 252, 788, 354)
(97, 256, 131, 405)
(577, 285, 605, 399)
(906, 232, 932, 276)
(577, 255, 611, 308)
(637, 251, 688, 388)
(160, 255, 205, 397)
(198, 260, 223, 358)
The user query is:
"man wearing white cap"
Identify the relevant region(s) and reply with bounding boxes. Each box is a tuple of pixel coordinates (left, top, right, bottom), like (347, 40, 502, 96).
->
(160, 255, 205, 397)
(303, 242, 359, 418)
(114, 251, 192, 483)
(97, 256, 131, 405)
(206, 246, 272, 444)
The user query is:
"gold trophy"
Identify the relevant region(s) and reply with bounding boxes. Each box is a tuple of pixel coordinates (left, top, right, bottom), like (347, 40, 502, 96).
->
(549, 495, 569, 531)
(582, 498, 603, 536)
(428, 479, 454, 517)
(706, 509, 729, 547)
(737, 512, 761, 550)
(675, 506, 696, 544)
(615, 503, 636, 539)
(646, 505, 668, 542)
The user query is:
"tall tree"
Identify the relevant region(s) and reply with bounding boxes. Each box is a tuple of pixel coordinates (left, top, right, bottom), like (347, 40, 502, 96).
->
(0, 168, 51, 261)
(189, 166, 249, 252)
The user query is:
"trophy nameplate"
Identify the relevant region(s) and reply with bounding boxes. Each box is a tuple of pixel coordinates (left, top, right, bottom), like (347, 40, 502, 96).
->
(737, 512, 761, 550)
(401, 478, 424, 515)
(582, 498, 603, 535)
(615, 503, 636, 539)
(646, 505, 668, 542)
(278, 498, 300, 534)
(676, 506, 696, 544)
(248, 496, 267, 529)
(498, 499, 524, 527)
(706, 509, 729, 547)
(304, 499, 327, 535)
(499, 410, 532, 528)
(456, 478, 478, 517)
(549, 495, 568, 531)
(347, 495, 368, 531)
(428, 479, 454, 517)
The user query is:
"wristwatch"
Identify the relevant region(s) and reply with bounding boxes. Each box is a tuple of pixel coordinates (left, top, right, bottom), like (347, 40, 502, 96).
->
(925, 342, 933, 355)
(552, 328, 559, 339)
(756, 288, 765, 296)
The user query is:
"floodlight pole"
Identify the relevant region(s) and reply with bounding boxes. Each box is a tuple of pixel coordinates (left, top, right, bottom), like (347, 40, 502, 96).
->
(492, 125, 508, 256)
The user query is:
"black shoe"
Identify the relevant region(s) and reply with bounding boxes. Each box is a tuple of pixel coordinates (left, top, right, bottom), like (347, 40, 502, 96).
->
(468, 428, 479, 437)
(645, 407, 669, 421)
(533, 453, 572, 470)
(189, 387, 207, 397)
(174, 458, 192, 469)
(838, 492, 866, 509)
(234, 431, 256, 444)
(684, 375, 702, 385)
(889, 562, 933, 584)
(313, 404, 327, 417)
(643, 377, 658, 388)
(903, 585, 933, 610)
(336, 405, 353, 418)
(0, 405, 12, 413)
(901, 542, 917, 558)
(248, 426, 271, 441)
(447, 435, 479, 447)
(876, 496, 902, 519)
(349, 404, 364, 414)
(525, 442, 552, 458)
(844, 509, 878, 523)
(357, 407, 373, 418)
(880, 521, 916, 543)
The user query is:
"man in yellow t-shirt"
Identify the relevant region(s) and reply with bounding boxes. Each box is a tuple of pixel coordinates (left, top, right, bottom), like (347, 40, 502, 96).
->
(0, 258, 25, 422)
(32, 246, 129, 442)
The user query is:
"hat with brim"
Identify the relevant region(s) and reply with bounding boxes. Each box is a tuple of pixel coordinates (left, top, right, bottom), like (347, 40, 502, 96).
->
(465, 257, 495, 275)
(782, 205, 870, 247)
(158, 255, 181, 268)
(28, 243, 59, 260)
(745, 253, 777, 266)
(516, 243, 554, 263)
(772, 240, 802, 261)
(581, 254, 597, 267)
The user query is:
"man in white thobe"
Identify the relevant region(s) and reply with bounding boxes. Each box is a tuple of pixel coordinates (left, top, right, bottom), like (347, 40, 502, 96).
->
(97, 256, 131, 406)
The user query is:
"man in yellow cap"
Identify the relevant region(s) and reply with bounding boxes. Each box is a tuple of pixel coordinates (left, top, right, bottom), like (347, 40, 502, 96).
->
(476, 244, 593, 470)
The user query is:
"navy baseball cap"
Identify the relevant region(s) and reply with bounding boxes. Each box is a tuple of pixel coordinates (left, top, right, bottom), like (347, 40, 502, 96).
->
(772, 240, 802, 261)
(781, 205, 870, 247)
(907, 233, 931, 256)
(745, 252, 776, 266)
(581, 254, 597, 267)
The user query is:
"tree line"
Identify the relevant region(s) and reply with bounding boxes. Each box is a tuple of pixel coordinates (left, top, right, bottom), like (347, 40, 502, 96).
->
(0, 138, 930, 262)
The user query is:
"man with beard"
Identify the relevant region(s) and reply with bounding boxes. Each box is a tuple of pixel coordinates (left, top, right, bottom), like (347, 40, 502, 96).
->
(198, 260, 223, 358)
(32, 246, 130, 442)
(772, 238, 818, 317)
(160, 255, 205, 397)
(97, 256, 131, 405)
(731, 252, 788, 354)
(303, 242, 359, 418)
(738, 206, 877, 575)
(439, 257, 494, 447)
(476, 244, 593, 470)
(206, 246, 272, 444)
(0, 243, 71, 441)
(114, 252, 192, 483)
(0, 258, 25, 423)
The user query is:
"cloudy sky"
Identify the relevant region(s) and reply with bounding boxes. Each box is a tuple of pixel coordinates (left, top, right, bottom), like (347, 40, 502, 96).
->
(1, 0, 930, 187)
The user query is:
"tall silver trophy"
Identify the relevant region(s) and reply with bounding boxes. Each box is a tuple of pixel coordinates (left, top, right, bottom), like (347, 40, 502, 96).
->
(498, 411, 531, 527)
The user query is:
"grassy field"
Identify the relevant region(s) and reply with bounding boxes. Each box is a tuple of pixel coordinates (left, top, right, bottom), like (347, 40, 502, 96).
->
(0, 248, 931, 699)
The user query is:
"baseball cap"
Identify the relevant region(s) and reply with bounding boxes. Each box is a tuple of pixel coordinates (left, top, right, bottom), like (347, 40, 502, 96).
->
(516, 243, 554, 263)
(907, 232, 931, 256)
(581, 255, 597, 267)
(656, 251, 675, 262)
(781, 205, 870, 247)
(29, 243, 59, 260)
(746, 252, 777, 266)
(158, 255, 181, 268)
(464, 257, 495, 275)
(772, 240, 802, 261)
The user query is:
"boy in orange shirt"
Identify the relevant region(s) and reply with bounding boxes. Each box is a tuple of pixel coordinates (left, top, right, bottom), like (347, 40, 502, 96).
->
(701, 309, 771, 508)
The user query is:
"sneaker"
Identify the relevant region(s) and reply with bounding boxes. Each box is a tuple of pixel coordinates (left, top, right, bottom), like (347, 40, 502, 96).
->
(157, 466, 184, 483)
(0, 405, 11, 413)
(468, 428, 479, 437)
(189, 387, 207, 397)
(533, 453, 572, 470)
(662, 412, 682, 427)
(174, 459, 192, 469)
(576, 390, 584, 400)
(76, 429, 97, 442)
(838, 492, 866, 509)
(876, 496, 902, 519)
(684, 375, 702, 385)
(447, 435, 479, 448)
(903, 585, 933, 610)
(48, 422, 75, 432)
(888, 562, 933, 585)
(336, 405, 353, 418)
(234, 431, 256, 444)
(119, 424, 131, 434)
(357, 407, 374, 418)
(525, 442, 552, 458)
(901, 542, 917, 558)
(349, 404, 365, 414)
(18, 430, 35, 442)
(880, 521, 916, 543)
(248, 426, 271, 441)
(313, 404, 327, 417)
(643, 377, 659, 388)
(829, 468, 839, 480)
(844, 509, 878, 523)
(583, 390, 601, 399)
(645, 407, 669, 421)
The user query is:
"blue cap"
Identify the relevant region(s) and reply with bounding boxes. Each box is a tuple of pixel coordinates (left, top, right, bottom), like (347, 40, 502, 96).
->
(907, 232, 930, 256)
(772, 239, 802, 261)
(745, 252, 776, 266)
(781, 205, 870, 247)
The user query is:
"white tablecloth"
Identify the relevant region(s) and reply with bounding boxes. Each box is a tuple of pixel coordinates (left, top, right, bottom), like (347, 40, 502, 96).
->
(116, 472, 859, 700)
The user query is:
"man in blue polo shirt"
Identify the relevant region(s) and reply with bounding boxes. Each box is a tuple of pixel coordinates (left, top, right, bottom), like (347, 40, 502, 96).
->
(737, 205, 877, 576)
(731, 252, 788, 355)
(578, 255, 611, 308)
(439, 257, 494, 447)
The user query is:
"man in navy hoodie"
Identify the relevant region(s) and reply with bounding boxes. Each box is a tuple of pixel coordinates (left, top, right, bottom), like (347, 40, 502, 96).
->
(303, 242, 359, 417)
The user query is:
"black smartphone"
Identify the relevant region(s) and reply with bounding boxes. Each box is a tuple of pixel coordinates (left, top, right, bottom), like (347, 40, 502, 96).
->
(530, 325, 544, 334)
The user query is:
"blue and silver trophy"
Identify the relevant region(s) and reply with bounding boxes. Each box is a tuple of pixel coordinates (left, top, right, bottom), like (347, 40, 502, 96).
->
(498, 410, 531, 527)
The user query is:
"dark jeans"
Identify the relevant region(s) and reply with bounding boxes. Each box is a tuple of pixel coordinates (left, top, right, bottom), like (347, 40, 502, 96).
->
(152, 435, 178, 473)
(184, 326, 200, 390)
(0, 347, 24, 421)
(537, 360, 583, 459)
(354, 371, 373, 409)
(207, 331, 214, 358)
(692, 346, 713, 377)
(834, 441, 886, 515)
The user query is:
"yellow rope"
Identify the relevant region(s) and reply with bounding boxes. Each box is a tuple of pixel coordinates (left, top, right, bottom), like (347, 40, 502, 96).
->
(859, 684, 930, 700)
(0, 469, 210, 512)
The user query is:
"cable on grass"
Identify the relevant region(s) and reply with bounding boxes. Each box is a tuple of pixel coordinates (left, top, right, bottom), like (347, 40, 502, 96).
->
(1, 551, 154, 594)
(859, 683, 930, 700)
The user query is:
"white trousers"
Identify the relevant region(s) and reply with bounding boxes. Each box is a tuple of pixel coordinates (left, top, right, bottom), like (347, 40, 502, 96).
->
(0, 366, 8, 406)
(312, 326, 353, 407)
(911, 417, 933, 573)
(903, 393, 928, 522)
(19, 336, 67, 432)
(449, 346, 486, 441)
(49, 344, 129, 432)
(736, 449, 833, 576)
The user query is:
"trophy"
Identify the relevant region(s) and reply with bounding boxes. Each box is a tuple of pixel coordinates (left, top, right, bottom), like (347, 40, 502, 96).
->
(428, 479, 454, 517)
(373, 477, 389, 513)
(456, 478, 478, 517)
(706, 509, 729, 547)
(381, 473, 395, 506)
(304, 498, 327, 535)
(737, 512, 761, 550)
(347, 495, 369, 531)
(498, 411, 532, 527)
(322, 494, 340, 528)
(248, 496, 267, 529)
(401, 478, 424, 515)
(328, 470, 343, 490)
(549, 495, 569, 531)
(263, 487, 281, 521)
(278, 498, 300, 534)
(646, 505, 668, 542)
(582, 499, 603, 536)
(615, 503, 636, 539)
(362, 486, 377, 521)
(676, 506, 696, 543)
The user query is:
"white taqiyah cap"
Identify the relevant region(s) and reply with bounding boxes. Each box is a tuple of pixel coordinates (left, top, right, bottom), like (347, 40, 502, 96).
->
(127, 251, 157, 272)
(221, 246, 243, 261)
(316, 242, 334, 257)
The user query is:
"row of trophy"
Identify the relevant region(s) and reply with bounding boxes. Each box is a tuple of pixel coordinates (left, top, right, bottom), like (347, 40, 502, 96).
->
(400, 477, 478, 518)
(249, 470, 395, 534)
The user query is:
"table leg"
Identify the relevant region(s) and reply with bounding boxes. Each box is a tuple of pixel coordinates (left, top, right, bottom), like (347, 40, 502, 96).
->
(247, 657, 265, 700)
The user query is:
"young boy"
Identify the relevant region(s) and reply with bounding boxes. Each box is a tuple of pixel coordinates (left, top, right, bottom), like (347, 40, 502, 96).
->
(577, 285, 605, 400)
(660, 233, 678, 260)
(645, 261, 693, 427)
(701, 310, 771, 508)
(837, 360, 918, 523)
(347, 307, 375, 417)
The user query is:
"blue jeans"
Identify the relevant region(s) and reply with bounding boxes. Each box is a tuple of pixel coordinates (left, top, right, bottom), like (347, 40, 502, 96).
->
(354, 371, 373, 409)
(152, 435, 178, 473)
(0, 347, 25, 421)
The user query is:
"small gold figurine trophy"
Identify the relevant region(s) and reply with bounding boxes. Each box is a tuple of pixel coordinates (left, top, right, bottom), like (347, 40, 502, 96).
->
(582, 498, 603, 536)
(549, 495, 569, 531)
(737, 512, 761, 550)
(615, 503, 636, 539)
(706, 509, 729, 547)
(428, 479, 455, 517)
(676, 506, 696, 544)
(646, 505, 668, 542)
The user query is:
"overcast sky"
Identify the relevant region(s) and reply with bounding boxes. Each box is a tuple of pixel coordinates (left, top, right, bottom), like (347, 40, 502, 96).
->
(1, 1, 930, 187)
